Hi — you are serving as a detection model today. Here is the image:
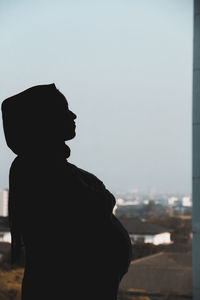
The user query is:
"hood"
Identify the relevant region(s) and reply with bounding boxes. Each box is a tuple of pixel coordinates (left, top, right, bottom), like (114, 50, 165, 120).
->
(1, 83, 67, 155)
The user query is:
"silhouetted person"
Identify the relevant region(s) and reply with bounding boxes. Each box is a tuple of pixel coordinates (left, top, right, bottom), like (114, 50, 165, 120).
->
(1, 84, 132, 300)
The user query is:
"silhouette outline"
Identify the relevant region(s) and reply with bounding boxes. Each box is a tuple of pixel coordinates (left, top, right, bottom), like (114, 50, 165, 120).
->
(1, 84, 132, 300)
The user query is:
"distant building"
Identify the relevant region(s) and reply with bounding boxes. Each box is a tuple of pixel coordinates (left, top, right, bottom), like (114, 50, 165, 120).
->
(0, 217, 11, 243)
(182, 196, 192, 207)
(118, 216, 172, 245)
(116, 198, 125, 205)
(119, 251, 192, 299)
(168, 196, 178, 206)
(0, 189, 8, 217)
(0, 228, 11, 243)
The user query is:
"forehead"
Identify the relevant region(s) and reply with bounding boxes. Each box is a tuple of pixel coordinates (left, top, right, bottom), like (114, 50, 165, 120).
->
(56, 91, 69, 109)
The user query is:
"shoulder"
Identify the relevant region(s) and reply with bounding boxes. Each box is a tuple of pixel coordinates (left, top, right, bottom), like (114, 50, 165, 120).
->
(10, 156, 30, 171)
(9, 157, 31, 189)
(9, 157, 43, 186)
(9, 157, 32, 177)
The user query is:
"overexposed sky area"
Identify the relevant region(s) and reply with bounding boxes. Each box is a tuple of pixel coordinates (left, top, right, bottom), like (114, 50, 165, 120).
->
(0, 0, 193, 194)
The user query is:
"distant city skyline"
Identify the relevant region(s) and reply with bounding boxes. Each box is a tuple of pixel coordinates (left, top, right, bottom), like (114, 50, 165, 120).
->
(0, 0, 193, 194)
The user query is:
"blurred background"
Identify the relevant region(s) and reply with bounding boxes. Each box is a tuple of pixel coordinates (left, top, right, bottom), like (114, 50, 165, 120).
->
(0, 1, 193, 299)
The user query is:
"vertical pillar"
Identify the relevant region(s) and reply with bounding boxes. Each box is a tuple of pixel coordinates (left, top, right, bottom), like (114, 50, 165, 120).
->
(193, 1, 200, 299)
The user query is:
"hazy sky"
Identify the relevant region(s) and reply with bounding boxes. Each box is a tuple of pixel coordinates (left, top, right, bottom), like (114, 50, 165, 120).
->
(0, 0, 193, 194)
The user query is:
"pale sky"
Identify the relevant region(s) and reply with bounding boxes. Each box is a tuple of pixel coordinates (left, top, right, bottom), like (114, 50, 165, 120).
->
(0, 0, 193, 194)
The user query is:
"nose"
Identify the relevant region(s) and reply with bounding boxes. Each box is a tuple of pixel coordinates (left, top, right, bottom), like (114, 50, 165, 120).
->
(69, 110, 77, 120)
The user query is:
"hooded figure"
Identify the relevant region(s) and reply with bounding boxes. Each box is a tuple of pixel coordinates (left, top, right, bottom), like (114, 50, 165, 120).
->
(1, 84, 132, 300)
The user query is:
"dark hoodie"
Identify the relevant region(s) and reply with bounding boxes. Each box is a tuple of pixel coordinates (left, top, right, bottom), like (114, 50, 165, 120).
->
(1, 84, 132, 300)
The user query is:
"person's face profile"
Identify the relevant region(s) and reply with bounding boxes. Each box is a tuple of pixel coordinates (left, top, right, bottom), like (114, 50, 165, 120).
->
(57, 92, 77, 141)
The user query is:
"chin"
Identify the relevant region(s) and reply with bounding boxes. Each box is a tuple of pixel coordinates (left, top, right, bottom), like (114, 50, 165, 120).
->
(64, 131, 76, 141)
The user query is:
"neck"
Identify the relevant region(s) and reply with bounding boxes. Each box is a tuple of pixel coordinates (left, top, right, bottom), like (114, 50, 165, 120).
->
(17, 142, 71, 161)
